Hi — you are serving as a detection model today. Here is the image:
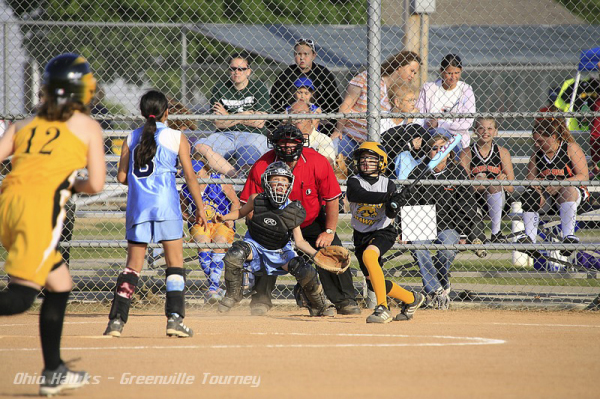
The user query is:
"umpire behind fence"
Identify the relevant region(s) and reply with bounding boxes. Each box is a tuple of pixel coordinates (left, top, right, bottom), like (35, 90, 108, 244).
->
(239, 124, 360, 315)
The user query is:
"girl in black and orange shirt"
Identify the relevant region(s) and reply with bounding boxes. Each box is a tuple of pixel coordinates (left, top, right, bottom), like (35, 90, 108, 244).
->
(520, 117, 589, 255)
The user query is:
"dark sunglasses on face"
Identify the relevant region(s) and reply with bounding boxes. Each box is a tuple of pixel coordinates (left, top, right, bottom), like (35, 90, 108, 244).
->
(230, 67, 249, 72)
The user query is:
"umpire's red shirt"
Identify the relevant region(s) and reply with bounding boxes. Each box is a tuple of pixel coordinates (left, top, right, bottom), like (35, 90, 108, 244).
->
(239, 148, 342, 228)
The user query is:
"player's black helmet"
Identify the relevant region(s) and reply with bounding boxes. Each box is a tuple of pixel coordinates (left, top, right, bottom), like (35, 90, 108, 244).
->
(269, 124, 305, 162)
(261, 161, 295, 207)
(43, 53, 97, 106)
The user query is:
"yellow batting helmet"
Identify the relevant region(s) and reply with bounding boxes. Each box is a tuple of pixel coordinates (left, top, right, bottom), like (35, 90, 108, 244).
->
(353, 141, 388, 175)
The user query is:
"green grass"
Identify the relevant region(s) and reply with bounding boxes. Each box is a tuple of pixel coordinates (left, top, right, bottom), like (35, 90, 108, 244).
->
(556, 0, 600, 24)
(450, 276, 600, 287)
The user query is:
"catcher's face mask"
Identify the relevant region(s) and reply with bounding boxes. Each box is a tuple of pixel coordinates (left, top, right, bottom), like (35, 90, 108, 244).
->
(261, 161, 295, 207)
(266, 175, 292, 206)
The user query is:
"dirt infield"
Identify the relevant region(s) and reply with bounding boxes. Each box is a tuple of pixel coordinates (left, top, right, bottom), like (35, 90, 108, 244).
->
(1, 308, 599, 398)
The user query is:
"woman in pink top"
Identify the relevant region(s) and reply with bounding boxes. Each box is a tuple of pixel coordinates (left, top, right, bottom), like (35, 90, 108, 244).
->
(332, 50, 422, 157)
(417, 54, 476, 154)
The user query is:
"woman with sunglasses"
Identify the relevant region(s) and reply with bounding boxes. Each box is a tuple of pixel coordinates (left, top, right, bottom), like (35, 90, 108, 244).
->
(195, 53, 270, 177)
(417, 54, 476, 154)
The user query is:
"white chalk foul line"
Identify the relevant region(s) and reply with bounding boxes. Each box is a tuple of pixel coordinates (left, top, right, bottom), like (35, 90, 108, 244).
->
(0, 333, 504, 352)
(493, 323, 600, 328)
(0, 321, 106, 327)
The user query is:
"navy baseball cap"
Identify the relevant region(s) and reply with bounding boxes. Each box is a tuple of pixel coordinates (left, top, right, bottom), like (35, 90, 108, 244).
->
(294, 76, 316, 91)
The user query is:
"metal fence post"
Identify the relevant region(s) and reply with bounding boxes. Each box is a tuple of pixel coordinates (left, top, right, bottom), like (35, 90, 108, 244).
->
(367, 0, 382, 143)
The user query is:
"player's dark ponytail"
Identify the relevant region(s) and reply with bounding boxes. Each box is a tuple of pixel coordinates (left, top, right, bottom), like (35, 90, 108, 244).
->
(135, 90, 168, 170)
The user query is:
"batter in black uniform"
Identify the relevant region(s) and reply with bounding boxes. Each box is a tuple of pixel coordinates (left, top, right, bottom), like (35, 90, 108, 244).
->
(347, 142, 425, 323)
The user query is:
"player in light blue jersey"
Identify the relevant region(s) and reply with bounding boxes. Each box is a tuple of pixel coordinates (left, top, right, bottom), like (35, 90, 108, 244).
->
(180, 158, 240, 303)
(104, 90, 207, 338)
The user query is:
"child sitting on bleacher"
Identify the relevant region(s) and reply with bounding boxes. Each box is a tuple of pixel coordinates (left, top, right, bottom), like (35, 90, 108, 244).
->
(517, 117, 589, 257)
(180, 157, 240, 303)
(459, 117, 516, 242)
(286, 77, 322, 125)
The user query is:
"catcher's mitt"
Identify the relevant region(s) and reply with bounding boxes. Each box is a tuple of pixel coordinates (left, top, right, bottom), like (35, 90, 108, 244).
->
(313, 245, 351, 274)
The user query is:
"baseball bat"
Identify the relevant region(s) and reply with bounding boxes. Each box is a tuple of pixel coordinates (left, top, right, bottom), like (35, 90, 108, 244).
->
(390, 132, 462, 210)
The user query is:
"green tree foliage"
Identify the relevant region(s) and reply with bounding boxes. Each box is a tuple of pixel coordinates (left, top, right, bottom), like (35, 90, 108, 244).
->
(555, 0, 600, 24)
(7, 0, 366, 98)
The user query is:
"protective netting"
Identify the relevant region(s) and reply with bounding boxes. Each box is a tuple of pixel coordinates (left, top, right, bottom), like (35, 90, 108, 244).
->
(1, 0, 600, 311)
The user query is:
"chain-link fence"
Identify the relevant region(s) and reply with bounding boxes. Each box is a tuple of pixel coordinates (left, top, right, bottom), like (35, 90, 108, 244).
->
(1, 0, 600, 311)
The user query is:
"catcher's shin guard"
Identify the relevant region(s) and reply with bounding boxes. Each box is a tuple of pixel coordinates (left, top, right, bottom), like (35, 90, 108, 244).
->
(219, 241, 251, 312)
(288, 257, 334, 316)
(109, 268, 139, 323)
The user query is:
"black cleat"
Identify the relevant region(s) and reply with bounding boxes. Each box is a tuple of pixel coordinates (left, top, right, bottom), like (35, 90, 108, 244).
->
(395, 292, 425, 321)
(336, 303, 361, 315)
(166, 314, 193, 338)
(489, 232, 508, 243)
(561, 235, 579, 257)
(103, 315, 124, 337)
(516, 235, 542, 259)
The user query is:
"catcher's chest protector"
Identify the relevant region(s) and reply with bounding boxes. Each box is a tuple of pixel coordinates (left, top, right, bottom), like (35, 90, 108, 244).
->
(248, 194, 307, 250)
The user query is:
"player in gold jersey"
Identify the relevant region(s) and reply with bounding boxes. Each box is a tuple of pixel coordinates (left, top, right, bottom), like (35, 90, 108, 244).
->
(0, 53, 105, 396)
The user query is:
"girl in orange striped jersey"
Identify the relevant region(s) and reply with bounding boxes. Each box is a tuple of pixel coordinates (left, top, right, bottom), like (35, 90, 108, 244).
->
(460, 117, 515, 243)
(520, 117, 589, 256)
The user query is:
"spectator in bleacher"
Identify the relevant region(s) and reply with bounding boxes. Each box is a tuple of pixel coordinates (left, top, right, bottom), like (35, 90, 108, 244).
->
(195, 53, 270, 177)
(285, 77, 322, 123)
(417, 54, 476, 154)
(287, 100, 336, 166)
(270, 39, 341, 135)
(381, 83, 424, 133)
(90, 87, 113, 130)
(332, 50, 422, 157)
(407, 134, 485, 309)
(539, 87, 560, 115)
(460, 117, 515, 243)
(517, 117, 589, 256)
(381, 83, 428, 177)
